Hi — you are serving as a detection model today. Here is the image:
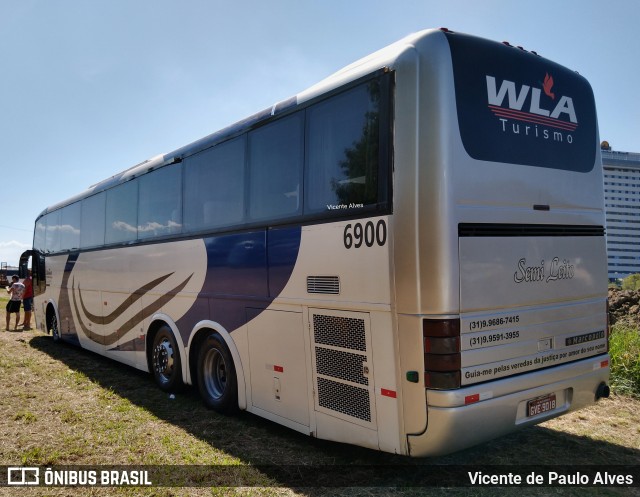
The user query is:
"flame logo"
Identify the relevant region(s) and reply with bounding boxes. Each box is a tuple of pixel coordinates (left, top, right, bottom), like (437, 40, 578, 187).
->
(543, 73, 555, 100)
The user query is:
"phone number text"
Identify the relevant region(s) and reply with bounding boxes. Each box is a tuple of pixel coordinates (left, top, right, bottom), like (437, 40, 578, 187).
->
(468, 331, 520, 348)
(468, 315, 520, 332)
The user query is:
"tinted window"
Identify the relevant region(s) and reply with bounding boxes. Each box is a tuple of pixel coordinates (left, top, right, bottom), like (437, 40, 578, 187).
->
(249, 113, 303, 221)
(60, 202, 81, 251)
(306, 81, 381, 213)
(184, 137, 245, 232)
(34, 217, 46, 252)
(138, 164, 182, 239)
(446, 33, 596, 172)
(105, 180, 138, 244)
(81, 192, 106, 248)
(45, 210, 61, 253)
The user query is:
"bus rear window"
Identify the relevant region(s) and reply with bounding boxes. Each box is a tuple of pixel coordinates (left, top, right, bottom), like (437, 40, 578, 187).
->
(446, 32, 597, 172)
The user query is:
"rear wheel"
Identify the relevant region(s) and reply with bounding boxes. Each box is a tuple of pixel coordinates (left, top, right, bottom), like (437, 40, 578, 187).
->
(197, 332, 238, 413)
(151, 326, 184, 392)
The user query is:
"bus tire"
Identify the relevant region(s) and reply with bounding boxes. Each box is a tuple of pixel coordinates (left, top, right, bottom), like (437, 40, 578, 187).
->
(151, 325, 184, 393)
(48, 308, 60, 342)
(197, 332, 238, 414)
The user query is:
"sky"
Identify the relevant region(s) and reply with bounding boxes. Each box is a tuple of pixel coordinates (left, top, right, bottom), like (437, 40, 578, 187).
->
(1, 0, 639, 266)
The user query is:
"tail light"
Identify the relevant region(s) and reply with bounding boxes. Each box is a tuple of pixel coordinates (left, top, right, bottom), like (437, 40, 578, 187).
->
(423, 318, 461, 389)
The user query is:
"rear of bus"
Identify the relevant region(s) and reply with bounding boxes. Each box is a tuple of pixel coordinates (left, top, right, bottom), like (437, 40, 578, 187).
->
(396, 30, 609, 456)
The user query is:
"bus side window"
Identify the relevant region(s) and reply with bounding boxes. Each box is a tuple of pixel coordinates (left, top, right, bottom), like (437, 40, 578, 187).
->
(305, 80, 381, 214)
(81, 192, 106, 249)
(45, 210, 61, 254)
(105, 180, 138, 244)
(60, 202, 81, 251)
(184, 136, 246, 232)
(34, 216, 46, 253)
(138, 163, 182, 239)
(248, 113, 303, 221)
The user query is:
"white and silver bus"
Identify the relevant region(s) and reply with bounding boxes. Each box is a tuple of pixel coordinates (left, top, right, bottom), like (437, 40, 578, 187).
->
(22, 28, 609, 456)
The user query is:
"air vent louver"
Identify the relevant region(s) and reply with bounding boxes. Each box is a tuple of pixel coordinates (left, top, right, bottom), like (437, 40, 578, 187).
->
(307, 276, 340, 294)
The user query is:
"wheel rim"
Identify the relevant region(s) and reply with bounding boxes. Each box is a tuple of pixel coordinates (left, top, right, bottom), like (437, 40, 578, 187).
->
(50, 314, 60, 340)
(153, 338, 175, 383)
(202, 348, 227, 400)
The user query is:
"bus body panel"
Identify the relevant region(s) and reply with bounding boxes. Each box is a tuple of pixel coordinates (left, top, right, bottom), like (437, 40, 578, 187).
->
(396, 30, 607, 452)
(458, 235, 607, 385)
(410, 357, 609, 456)
(392, 31, 461, 318)
(246, 308, 310, 427)
(460, 235, 606, 311)
(49, 240, 207, 355)
(36, 214, 401, 454)
(445, 32, 607, 388)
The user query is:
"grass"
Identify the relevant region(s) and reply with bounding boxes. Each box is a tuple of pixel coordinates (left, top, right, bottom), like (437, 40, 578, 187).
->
(0, 293, 639, 496)
(609, 322, 640, 397)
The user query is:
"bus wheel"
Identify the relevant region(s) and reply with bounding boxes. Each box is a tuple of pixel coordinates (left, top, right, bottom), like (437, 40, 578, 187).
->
(48, 309, 60, 342)
(151, 326, 183, 393)
(197, 333, 238, 413)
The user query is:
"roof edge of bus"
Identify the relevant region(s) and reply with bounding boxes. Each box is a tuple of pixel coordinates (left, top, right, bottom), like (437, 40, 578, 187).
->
(148, 29, 445, 171)
(296, 28, 442, 105)
(37, 153, 167, 218)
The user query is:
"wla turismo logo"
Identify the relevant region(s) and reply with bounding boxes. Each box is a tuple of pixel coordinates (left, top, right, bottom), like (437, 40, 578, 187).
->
(486, 73, 578, 144)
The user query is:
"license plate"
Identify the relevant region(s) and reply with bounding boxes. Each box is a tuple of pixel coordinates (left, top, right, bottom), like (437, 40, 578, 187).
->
(527, 393, 557, 417)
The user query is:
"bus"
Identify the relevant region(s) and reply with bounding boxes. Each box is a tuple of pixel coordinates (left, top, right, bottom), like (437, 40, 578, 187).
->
(21, 28, 609, 456)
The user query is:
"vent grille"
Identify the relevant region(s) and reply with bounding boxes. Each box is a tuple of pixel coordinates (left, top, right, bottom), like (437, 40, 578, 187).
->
(313, 314, 366, 351)
(317, 377, 371, 422)
(315, 347, 368, 385)
(311, 311, 374, 426)
(307, 276, 340, 294)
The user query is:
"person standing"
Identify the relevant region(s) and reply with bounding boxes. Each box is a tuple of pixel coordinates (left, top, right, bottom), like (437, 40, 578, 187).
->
(21, 270, 33, 330)
(5, 275, 25, 331)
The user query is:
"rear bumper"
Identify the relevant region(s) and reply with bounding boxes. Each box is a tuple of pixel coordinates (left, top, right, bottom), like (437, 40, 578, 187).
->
(407, 354, 610, 456)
